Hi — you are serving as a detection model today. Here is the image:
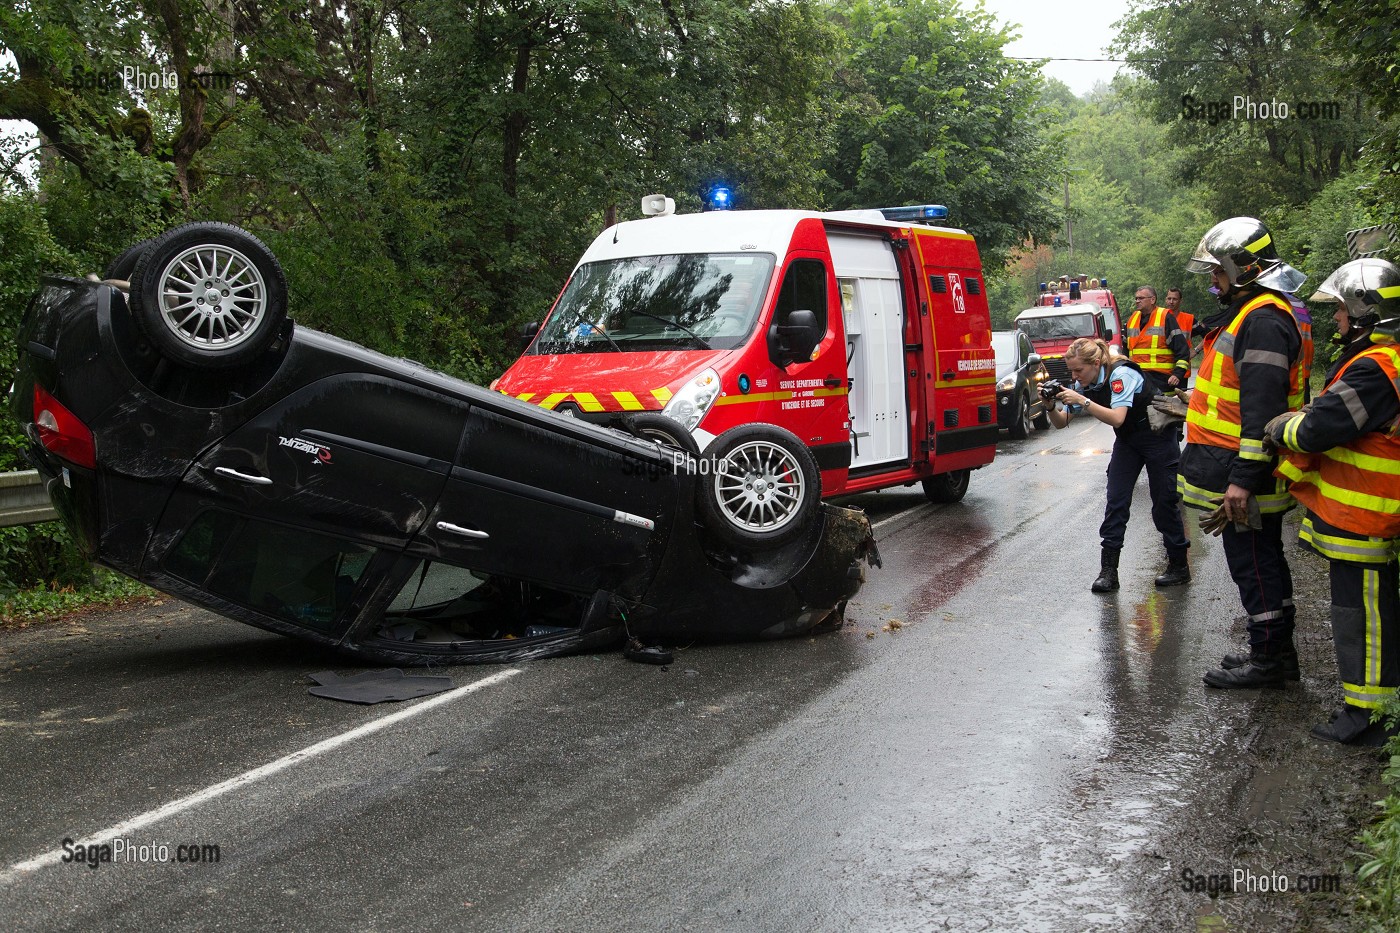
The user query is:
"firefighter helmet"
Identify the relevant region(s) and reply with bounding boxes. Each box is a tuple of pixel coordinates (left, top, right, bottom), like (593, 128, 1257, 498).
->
(1312, 258, 1400, 328)
(1186, 217, 1306, 293)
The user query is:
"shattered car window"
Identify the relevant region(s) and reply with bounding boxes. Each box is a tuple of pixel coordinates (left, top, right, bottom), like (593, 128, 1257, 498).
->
(166, 511, 374, 632)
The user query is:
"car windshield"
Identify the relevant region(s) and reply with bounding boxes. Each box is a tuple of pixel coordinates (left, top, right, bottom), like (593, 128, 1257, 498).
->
(991, 332, 1017, 377)
(1016, 312, 1097, 341)
(531, 253, 775, 354)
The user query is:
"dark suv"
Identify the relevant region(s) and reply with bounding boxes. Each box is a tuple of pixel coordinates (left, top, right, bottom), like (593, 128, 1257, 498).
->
(11, 224, 876, 664)
(991, 330, 1049, 438)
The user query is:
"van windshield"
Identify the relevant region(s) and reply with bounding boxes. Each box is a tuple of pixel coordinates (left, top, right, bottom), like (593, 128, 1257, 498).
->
(531, 253, 775, 354)
(1017, 312, 1097, 341)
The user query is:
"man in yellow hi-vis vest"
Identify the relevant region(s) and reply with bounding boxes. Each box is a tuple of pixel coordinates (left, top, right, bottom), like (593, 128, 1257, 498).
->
(1268, 258, 1400, 745)
(1125, 286, 1191, 392)
(1180, 217, 1312, 690)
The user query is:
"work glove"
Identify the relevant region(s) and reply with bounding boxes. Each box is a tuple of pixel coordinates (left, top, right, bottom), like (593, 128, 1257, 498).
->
(1150, 393, 1189, 421)
(1199, 495, 1263, 536)
(1262, 411, 1302, 454)
(1199, 498, 1231, 536)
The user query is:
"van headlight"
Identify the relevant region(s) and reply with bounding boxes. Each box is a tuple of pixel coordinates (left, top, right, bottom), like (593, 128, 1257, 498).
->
(663, 369, 722, 431)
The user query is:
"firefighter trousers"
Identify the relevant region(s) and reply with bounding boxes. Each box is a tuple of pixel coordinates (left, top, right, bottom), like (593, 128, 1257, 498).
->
(1329, 558, 1400, 710)
(1221, 512, 1295, 652)
(1099, 429, 1189, 552)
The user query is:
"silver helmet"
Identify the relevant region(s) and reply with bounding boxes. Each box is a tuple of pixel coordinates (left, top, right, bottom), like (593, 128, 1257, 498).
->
(1312, 258, 1400, 326)
(1186, 217, 1306, 293)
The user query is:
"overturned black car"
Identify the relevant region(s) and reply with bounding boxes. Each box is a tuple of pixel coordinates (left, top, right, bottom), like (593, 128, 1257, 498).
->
(11, 223, 877, 663)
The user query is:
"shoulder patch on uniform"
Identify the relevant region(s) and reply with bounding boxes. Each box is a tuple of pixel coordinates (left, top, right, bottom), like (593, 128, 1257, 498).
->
(1111, 378, 1125, 394)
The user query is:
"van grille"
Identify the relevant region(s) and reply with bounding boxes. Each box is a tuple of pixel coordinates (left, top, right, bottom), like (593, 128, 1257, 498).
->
(1042, 356, 1071, 385)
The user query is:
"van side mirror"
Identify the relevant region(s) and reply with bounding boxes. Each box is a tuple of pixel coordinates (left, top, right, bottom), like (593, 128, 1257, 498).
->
(1027, 353, 1041, 366)
(519, 321, 542, 350)
(768, 309, 822, 367)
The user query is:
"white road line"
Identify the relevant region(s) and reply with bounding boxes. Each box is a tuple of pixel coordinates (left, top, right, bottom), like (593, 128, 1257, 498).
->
(0, 668, 521, 884)
(872, 502, 933, 532)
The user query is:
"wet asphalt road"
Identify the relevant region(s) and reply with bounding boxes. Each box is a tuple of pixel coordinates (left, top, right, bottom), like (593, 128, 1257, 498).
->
(0, 419, 1341, 931)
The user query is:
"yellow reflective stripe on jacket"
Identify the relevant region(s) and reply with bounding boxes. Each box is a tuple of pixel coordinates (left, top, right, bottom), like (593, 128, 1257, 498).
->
(1176, 474, 1293, 513)
(1239, 437, 1270, 462)
(1298, 515, 1398, 563)
(1279, 461, 1400, 516)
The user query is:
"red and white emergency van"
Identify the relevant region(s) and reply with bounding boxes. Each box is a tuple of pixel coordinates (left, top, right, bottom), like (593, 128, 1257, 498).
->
(1034, 276, 1123, 351)
(494, 198, 998, 546)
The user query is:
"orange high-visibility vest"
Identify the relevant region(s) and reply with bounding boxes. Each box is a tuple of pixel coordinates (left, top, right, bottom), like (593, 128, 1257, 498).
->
(1125, 306, 1177, 374)
(1187, 292, 1308, 450)
(1277, 344, 1400, 539)
(1175, 309, 1195, 339)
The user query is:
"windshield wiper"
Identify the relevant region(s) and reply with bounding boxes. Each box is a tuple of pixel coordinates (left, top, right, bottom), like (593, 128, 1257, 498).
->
(570, 312, 623, 353)
(623, 309, 711, 349)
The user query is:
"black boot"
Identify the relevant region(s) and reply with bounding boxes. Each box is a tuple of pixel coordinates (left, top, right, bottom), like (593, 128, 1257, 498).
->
(1091, 547, 1120, 593)
(1221, 643, 1300, 680)
(1203, 651, 1288, 689)
(1154, 549, 1190, 587)
(1311, 705, 1396, 747)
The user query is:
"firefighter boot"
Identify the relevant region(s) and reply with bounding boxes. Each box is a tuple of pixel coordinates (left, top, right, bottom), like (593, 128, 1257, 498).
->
(1310, 704, 1397, 747)
(1202, 650, 1288, 689)
(1220, 642, 1300, 681)
(1154, 549, 1191, 587)
(1091, 547, 1120, 593)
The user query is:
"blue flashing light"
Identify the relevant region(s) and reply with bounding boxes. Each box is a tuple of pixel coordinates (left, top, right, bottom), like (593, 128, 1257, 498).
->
(876, 204, 949, 223)
(705, 186, 735, 211)
(1100, 277, 1109, 288)
(1069, 282, 1081, 299)
(1038, 282, 1048, 292)
(1053, 296, 1062, 307)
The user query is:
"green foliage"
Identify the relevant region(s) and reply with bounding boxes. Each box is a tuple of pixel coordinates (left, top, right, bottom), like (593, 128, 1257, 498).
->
(1111, 0, 1375, 216)
(819, 0, 1063, 265)
(1356, 697, 1400, 926)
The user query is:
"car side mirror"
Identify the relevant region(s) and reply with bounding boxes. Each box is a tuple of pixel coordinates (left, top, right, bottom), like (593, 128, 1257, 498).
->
(519, 320, 542, 350)
(1027, 353, 1041, 365)
(768, 309, 822, 367)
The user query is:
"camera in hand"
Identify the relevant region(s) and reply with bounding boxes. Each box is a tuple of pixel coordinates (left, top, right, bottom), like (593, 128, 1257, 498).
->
(1038, 378, 1067, 401)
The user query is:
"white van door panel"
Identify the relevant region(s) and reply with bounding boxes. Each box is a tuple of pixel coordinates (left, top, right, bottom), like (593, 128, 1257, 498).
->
(828, 233, 909, 470)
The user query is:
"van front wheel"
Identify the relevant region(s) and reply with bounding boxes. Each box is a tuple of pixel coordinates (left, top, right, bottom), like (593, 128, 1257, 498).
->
(922, 469, 970, 504)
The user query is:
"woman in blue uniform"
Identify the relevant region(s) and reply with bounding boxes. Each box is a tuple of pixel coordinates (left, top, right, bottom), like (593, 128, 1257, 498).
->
(1045, 338, 1191, 592)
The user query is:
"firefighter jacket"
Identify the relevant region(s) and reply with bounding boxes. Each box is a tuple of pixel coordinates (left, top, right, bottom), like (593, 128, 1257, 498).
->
(1179, 286, 1309, 512)
(1080, 358, 1154, 437)
(1274, 335, 1400, 559)
(1124, 306, 1190, 381)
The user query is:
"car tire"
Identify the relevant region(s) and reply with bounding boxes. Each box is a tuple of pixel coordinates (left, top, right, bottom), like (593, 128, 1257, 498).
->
(624, 413, 699, 455)
(696, 423, 820, 549)
(129, 222, 289, 369)
(103, 238, 154, 282)
(1009, 391, 1032, 439)
(1032, 403, 1051, 430)
(922, 468, 970, 504)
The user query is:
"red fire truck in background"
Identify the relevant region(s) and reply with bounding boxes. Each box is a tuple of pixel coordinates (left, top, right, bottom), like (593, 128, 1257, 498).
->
(1014, 275, 1125, 385)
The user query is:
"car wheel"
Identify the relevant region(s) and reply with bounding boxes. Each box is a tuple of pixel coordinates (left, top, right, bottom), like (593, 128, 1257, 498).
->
(697, 424, 820, 549)
(129, 222, 289, 369)
(103, 238, 154, 282)
(1032, 402, 1051, 430)
(624, 413, 699, 455)
(1008, 391, 1032, 439)
(922, 468, 970, 504)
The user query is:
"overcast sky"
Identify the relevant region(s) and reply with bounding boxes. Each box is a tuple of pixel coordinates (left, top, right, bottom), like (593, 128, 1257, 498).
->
(977, 0, 1133, 95)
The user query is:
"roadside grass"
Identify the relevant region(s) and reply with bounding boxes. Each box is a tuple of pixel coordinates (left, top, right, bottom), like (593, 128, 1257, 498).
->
(0, 569, 155, 630)
(1356, 697, 1400, 927)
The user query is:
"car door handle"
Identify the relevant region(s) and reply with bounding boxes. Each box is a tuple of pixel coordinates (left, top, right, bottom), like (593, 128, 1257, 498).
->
(436, 521, 489, 539)
(213, 466, 273, 485)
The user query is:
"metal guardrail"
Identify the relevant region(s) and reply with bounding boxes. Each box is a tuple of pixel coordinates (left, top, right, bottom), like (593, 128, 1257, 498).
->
(0, 470, 58, 528)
